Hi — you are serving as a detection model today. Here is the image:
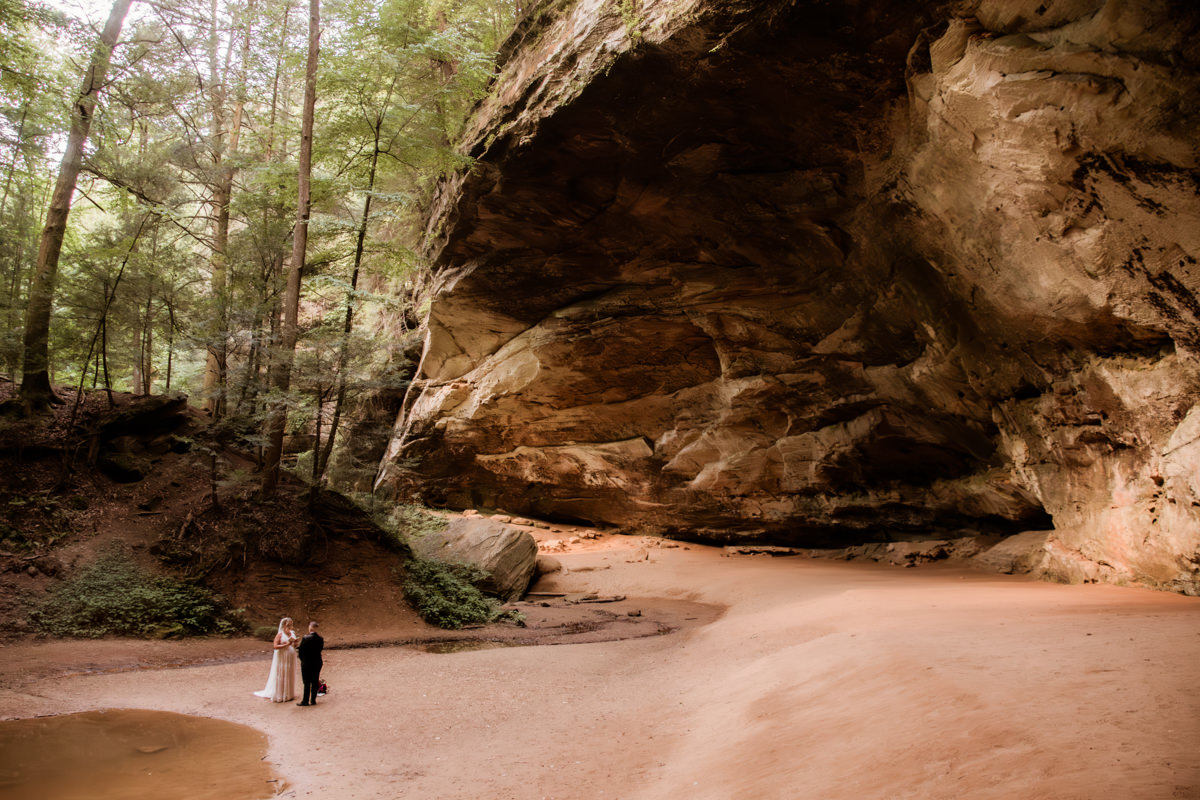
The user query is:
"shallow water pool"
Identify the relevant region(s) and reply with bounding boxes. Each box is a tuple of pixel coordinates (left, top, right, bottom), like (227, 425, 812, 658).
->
(0, 708, 280, 800)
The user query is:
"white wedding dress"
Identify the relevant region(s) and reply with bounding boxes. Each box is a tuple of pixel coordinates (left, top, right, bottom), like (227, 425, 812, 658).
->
(253, 623, 298, 702)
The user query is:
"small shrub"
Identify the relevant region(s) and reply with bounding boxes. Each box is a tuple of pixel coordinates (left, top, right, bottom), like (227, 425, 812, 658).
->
(253, 625, 281, 640)
(28, 546, 243, 638)
(402, 558, 502, 630)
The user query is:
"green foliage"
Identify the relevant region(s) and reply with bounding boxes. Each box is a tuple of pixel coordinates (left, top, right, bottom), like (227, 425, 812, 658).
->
(618, 0, 643, 42)
(253, 624, 281, 640)
(360, 502, 523, 629)
(401, 557, 501, 629)
(28, 545, 244, 638)
(360, 500, 447, 552)
(3, 0, 519, 474)
(391, 503, 450, 538)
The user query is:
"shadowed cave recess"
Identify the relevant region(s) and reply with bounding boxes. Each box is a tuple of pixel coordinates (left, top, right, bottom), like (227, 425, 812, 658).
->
(375, 0, 1200, 592)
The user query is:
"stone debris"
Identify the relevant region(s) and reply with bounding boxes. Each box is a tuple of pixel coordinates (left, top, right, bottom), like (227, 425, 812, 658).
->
(534, 554, 563, 576)
(625, 548, 650, 563)
(787, 535, 1051, 573)
(971, 531, 1053, 575)
(577, 594, 625, 604)
(722, 545, 803, 557)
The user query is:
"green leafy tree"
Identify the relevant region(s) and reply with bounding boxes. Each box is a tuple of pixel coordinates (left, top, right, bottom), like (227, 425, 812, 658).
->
(18, 0, 134, 411)
(261, 0, 318, 497)
(290, 0, 518, 485)
(3, 0, 521, 489)
(0, 2, 68, 378)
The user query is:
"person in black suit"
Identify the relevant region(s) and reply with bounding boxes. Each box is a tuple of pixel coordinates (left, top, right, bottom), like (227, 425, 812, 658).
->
(296, 621, 324, 706)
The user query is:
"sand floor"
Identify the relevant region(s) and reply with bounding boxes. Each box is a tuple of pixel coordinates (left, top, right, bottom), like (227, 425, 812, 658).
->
(3, 537, 1200, 799)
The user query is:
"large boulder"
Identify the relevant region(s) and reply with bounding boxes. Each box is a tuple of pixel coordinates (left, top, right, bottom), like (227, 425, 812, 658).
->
(409, 517, 537, 601)
(377, 0, 1200, 592)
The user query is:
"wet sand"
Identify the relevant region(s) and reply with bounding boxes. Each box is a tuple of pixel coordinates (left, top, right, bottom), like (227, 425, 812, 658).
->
(2, 539, 1199, 798)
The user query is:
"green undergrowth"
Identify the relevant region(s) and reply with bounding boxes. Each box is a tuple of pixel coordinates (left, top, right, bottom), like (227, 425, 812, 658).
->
(402, 558, 525, 630)
(357, 499, 523, 630)
(401, 558, 498, 629)
(28, 545, 244, 638)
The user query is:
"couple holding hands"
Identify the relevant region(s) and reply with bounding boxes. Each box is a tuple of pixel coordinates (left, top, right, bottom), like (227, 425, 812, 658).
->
(253, 617, 324, 706)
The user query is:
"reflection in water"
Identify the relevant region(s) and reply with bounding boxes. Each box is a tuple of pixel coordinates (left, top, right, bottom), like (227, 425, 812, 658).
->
(0, 709, 279, 800)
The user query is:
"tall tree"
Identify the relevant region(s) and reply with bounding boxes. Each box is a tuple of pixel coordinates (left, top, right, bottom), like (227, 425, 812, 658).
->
(18, 0, 134, 410)
(261, 0, 317, 496)
(198, 0, 256, 418)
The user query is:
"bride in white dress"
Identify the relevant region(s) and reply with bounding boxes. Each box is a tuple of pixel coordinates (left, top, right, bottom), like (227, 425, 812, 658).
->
(253, 617, 299, 702)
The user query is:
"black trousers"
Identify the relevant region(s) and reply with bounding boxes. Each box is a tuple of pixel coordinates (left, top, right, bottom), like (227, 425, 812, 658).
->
(300, 660, 322, 704)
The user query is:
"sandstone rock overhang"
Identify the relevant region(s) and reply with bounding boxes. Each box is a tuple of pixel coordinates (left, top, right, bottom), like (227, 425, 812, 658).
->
(377, 0, 1200, 592)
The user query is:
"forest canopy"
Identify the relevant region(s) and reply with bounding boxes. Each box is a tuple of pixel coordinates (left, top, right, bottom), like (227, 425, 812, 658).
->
(0, 0, 520, 489)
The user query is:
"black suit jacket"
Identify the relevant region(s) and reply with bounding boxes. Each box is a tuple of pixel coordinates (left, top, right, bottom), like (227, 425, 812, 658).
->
(297, 632, 323, 667)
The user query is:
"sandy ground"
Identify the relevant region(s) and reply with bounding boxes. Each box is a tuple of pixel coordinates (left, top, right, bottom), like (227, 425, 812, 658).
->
(3, 534, 1200, 799)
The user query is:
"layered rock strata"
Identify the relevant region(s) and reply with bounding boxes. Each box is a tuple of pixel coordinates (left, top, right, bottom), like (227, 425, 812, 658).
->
(377, 0, 1200, 592)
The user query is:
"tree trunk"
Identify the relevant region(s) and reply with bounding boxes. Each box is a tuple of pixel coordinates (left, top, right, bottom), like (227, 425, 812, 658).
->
(261, 0, 319, 497)
(201, 0, 255, 419)
(241, 0, 290, 423)
(100, 314, 112, 405)
(316, 116, 383, 484)
(18, 0, 133, 412)
(166, 301, 175, 391)
(200, 0, 228, 417)
(311, 385, 323, 490)
(140, 288, 153, 395)
(5, 237, 25, 379)
(0, 105, 26, 223)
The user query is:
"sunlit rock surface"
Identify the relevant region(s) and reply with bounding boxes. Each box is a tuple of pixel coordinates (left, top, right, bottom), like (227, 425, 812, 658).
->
(377, 0, 1200, 592)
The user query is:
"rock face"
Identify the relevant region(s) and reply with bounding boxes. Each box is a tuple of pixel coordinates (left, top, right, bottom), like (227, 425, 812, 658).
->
(377, 0, 1200, 593)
